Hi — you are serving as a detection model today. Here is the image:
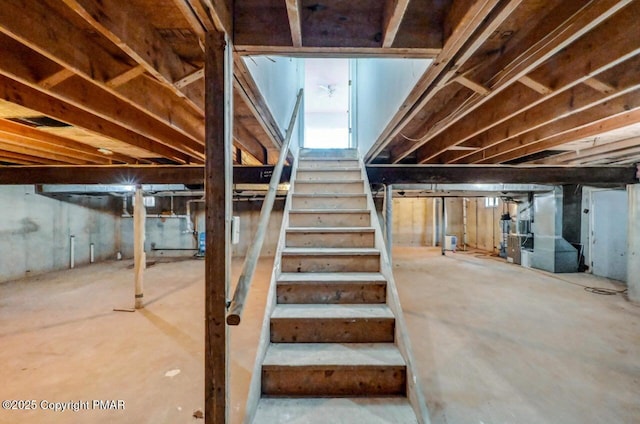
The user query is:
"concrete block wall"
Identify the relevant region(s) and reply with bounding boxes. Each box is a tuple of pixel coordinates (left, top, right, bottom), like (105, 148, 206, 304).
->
(0, 185, 120, 283)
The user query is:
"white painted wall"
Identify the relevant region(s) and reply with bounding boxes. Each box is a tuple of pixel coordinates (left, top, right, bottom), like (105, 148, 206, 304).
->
(0, 186, 120, 283)
(354, 58, 431, 157)
(243, 56, 304, 154)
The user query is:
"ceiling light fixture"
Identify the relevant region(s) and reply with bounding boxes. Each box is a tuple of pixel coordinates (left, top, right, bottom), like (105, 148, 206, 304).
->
(97, 148, 113, 155)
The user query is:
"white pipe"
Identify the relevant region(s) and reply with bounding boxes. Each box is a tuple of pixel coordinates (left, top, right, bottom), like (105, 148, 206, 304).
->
(185, 199, 205, 234)
(122, 197, 129, 216)
(70, 235, 75, 269)
(463, 198, 468, 251)
(90, 243, 95, 263)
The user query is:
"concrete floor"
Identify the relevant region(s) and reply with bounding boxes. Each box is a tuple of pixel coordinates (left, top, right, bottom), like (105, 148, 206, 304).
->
(0, 247, 638, 423)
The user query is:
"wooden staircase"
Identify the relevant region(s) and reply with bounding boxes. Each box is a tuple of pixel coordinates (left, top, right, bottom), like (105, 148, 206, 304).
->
(245, 148, 428, 424)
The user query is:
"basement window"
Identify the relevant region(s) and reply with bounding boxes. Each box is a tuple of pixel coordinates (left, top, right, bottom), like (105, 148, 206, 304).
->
(8, 116, 71, 128)
(143, 196, 156, 207)
(485, 197, 499, 208)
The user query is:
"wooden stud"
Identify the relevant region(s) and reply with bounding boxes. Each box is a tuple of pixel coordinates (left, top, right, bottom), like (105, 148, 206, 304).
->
(62, 0, 203, 112)
(455, 75, 490, 96)
(175, 68, 205, 90)
(0, 74, 193, 163)
(413, 3, 640, 164)
(382, 0, 411, 48)
(105, 65, 147, 88)
(518, 75, 553, 95)
(133, 186, 146, 309)
(542, 136, 640, 164)
(0, 131, 109, 164)
(0, 148, 64, 165)
(233, 45, 440, 58)
(38, 69, 75, 89)
(426, 60, 640, 164)
(204, 30, 231, 424)
(367, 0, 520, 162)
(0, 0, 205, 145)
(0, 118, 142, 164)
(285, 0, 303, 47)
(475, 104, 640, 164)
(386, 0, 632, 164)
(583, 77, 617, 94)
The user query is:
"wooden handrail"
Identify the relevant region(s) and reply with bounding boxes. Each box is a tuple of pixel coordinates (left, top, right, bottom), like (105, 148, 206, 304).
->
(226, 88, 303, 325)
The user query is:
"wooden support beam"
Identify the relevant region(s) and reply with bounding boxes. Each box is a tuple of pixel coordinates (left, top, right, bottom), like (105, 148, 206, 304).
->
(175, 68, 205, 90)
(233, 45, 440, 58)
(0, 74, 193, 163)
(382, 0, 411, 48)
(430, 58, 640, 164)
(61, 0, 203, 112)
(0, 140, 87, 164)
(285, 0, 303, 47)
(0, 165, 293, 185)
(234, 57, 286, 154)
(0, 130, 110, 164)
(199, 0, 233, 34)
(413, 7, 640, 164)
(106, 65, 147, 88)
(0, 45, 204, 160)
(38, 68, 75, 89)
(541, 137, 640, 164)
(367, 0, 521, 162)
(3, 163, 637, 186)
(0, 148, 64, 165)
(133, 186, 146, 309)
(387, 0, 633, 163)
(477, 106, 640, 165)
(583, 77, 617, 94)
(0, 0, 205, 144)
(455, 75, 490, 96)
(204, 30, 231, 424)
(234, 123, 267, 164)
(172, 0, 207, 42)
(518, 75, 553, 95)
(566, 145, 640, 165)
(365, 165, 639, 185)
(0, 119, 142, 164)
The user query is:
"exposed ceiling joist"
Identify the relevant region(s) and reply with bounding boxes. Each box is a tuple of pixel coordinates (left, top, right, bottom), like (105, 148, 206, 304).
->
(0, 0, 205, 145)
(285, 0, 303, 47)
(61, 0, 204, 113)
(382, 0, 411, 48)
(390, 0, 633, 163)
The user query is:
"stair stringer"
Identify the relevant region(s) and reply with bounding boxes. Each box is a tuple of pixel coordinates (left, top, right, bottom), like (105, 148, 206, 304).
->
(358, 157, 432, 424)
(241, 156, 300, 424)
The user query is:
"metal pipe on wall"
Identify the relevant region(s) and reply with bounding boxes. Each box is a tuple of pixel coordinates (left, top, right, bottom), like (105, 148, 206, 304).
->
(70, 235, 75, 268)
(441, 197, 446, 255)
(90, 243, 95, 263)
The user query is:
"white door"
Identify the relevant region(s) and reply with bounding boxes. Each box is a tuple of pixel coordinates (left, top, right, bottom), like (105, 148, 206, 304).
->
(591, 190, 628, 281)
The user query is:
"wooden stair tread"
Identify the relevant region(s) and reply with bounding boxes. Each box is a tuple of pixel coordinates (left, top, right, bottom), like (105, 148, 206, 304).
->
(295, 179, 363, 184)
(253, 397, 418, 424)
(282, 247, 379, 255)
(289, 209, 369, 214)
(287, 227, 374, 233)
(271, 304, 394, 319)
(278, 272, 386, 283)
(292, 193, 367, 198)
(297, 167, 361, 171)
(263, 343, 405, 367)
